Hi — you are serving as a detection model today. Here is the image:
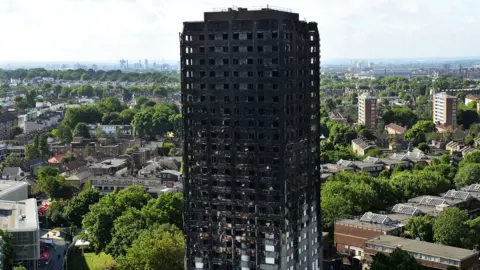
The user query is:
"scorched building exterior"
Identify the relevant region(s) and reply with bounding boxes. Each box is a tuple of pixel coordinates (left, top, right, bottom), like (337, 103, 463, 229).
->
(181, 7, 322, 270)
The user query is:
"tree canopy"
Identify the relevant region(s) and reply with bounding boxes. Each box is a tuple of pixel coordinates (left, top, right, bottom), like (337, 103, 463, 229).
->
(117, 223, 184, 270)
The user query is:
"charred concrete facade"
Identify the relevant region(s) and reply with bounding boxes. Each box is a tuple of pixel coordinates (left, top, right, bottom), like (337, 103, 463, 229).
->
(181, 7, 321, 270)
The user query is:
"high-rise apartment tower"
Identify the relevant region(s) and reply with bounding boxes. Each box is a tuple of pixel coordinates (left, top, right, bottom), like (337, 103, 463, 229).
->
(433, 92, 457, 127)
(357, 93, 377, 129)
(181, 7, 322, 270)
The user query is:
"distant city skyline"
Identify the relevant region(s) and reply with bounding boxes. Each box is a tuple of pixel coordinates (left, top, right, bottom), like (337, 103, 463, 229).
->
(1, 0, 479, 62)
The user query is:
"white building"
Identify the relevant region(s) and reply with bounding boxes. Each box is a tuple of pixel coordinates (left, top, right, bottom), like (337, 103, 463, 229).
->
(87, 124, 133, 138)
(0, 199, 40, 269)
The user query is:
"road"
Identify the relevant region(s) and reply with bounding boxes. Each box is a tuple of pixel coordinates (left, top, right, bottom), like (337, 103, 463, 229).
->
(39, 229, 68, 270)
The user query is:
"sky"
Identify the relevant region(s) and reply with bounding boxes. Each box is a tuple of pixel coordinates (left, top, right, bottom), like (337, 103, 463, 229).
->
(0, 0, 479, 62)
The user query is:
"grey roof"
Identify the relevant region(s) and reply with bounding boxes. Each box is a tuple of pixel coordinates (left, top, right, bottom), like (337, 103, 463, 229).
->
(366, 235, 478, 261)
(443, 190, 472, 201)
(89, 158, 127, 169)
(463, 184, 480, 192)
(391, 204, 422, 216)
(352, 138, 376, 150)
(419, 196, 447, 206)
(161, 170, 182, 176)
(2, 167, 22, 178)
(337, 159, 354, 167)
(360, 212, 392, 224)
(363, 157, 383, 164)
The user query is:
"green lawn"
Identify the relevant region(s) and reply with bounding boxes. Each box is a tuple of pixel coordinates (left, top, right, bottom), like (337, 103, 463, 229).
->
(67, 250, 116, 270)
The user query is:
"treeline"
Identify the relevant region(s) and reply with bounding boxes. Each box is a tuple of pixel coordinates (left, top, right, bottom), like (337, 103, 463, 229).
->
(0, 68, 179, 83)
(321, 74, 480, 94)
(53, 97, 181, 142)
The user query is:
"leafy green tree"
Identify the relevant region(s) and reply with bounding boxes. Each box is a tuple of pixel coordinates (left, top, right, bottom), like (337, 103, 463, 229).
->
(404, 215, 434, 241)
(371, 248, 423, 270)
(46, 200, 69, 226)
(81, 186, 151, 252)
(1, 153, 23, 168)
(417, 142, 430, 154)
(324, 98, 336, 112)
(14, 266, 27, 270)
(106, 192, 183, 257)
(0, 230, 15, 269)
(135, 96, 149, 108)
(37, 167, 75, 199)
(25, 144, 39, 160)
(434, 207, 469, 247)
(459, 151, 480, 167)
(114, 127, 121, 141)
(390, 171, 451, 201)
(78, 84, 94, 97)
(457, 109, 480, 129)
(424, 164, 457, 184)
(38, 134, 50, 157)
(119, 109, 136, 125)
(73, 122, 91, 138)
(454, 163, 480, 188)
(117, 224, 184, 270)
(365, 148, 383, 157)
(63, 188, 102, 227)
(382, 107, 418, 128)
(10, 126, 22, 137)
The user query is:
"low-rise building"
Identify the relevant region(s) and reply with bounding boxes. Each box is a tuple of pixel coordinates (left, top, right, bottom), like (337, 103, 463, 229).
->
(87, 124, 133, 138)
(365, 235, 480, 269)
(0, 181, 28, 201)
(334, 212, 404, 258)
(352, 138, 377, 156)
(385, 123, 407, 135)
(2, 167, 27, 181)
(0, 199, 40, 269)
(89, 158, 128, 175)
(91, 174, 182, 197)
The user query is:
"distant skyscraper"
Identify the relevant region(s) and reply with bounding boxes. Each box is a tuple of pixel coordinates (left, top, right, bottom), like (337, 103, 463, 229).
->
(145, 59, 149, 69)
(433, 92, 457, 127)
(358, 93, 378, 129)
(181, 7, 322, 270)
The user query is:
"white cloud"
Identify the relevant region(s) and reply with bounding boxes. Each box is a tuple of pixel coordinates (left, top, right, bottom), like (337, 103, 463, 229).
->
(0, 0, 478, 62)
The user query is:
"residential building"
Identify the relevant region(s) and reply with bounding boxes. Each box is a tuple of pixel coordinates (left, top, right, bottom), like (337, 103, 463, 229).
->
(89, 158, 128, 175)
(0, 199, 40, 269)
(465, 95, 480, 110)
(384, 123, 407, 135)
(358, 93, 377, 129)
(91, 174, 182, 197)
(65, 170, 92, 187)
(334, 212, 404, 259)
(0, 112, 18, 140)
(86, 124, 133, 138)
(433, 92, 457, 127)
(181, 7, 321, 270)
(365, 235, 480, 269)
(351, 138, 377, 156)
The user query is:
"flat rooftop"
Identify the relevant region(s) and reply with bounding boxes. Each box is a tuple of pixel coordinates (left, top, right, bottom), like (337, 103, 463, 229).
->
(0, 199, 38, 231)
(335, 218, 400, 232)
(89, 158, 127, 169)
(0, 180, 27, 197)
(367, 235, 478, 261)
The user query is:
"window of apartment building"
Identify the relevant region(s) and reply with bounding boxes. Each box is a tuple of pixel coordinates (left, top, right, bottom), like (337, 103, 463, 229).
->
(257, 46, 264, 52)
(233, 59, 239, 65)
(199, 46, 205, 53)
(272, 45, 278, 52)
(257, 32, 264, 39)
(233, 71, 239, 77)
(208, 34, 214, 40)
(233, 46, 239, 52)
(223, 59, 229, 65)
(223, 71, 229, 77)
(222, 33, 228, 40)
(199, 34, 205, 40)
(209, 71, 215, 77)
(247, 58, 254, 64)
(200, 59, 205, 65)
(257, 58, 264, 65)
(209, 46, 215, 52)
(233, 33, 239, 40)
(247, 32, 253, 40)
(223, 46, 228, 52)
(209, 59, 215, 65)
